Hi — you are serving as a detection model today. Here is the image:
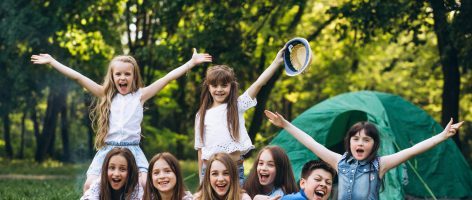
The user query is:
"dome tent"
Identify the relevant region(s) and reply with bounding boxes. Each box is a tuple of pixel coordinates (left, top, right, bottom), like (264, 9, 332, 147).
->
(270, 91, 472, 199)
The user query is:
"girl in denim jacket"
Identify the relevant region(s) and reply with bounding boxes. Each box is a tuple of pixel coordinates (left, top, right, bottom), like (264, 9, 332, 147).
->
(265, 110, 463, 200)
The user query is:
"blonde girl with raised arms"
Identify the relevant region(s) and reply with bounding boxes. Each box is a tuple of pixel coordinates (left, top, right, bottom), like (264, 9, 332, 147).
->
(195, 46, 286, 184)
(265, 110, 463, 200)
(31, 49, 212, 192)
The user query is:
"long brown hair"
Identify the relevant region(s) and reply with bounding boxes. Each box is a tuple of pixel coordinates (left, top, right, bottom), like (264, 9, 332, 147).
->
(99, 147, 139, 200)
(143, 152, 187, 200)
(90, 55, 144, 149)
(197, 65, 240, 144)
(199, 153, 243, 200)
(243, 146, 298, 198)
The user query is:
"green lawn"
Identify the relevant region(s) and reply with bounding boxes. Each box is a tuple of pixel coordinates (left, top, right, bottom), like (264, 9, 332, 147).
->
(0, 158, 254, 199)
(0, 159, 199, 200)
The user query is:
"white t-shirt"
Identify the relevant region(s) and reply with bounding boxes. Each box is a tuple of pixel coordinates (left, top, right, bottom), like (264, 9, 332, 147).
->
(194, 92, 256, 160)
(105, 89, 143, 143)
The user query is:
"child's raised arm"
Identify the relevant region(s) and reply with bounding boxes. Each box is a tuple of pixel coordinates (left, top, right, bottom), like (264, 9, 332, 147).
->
(140, 48, 212, 102)
(264, 110, 342, 171)
(379, 119, 464, 179)
(31, 54, 104, 97)
(246, 47, 285, 99)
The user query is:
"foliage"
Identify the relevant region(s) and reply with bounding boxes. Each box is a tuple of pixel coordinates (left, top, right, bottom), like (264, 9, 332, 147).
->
(0, 0, 470, 166)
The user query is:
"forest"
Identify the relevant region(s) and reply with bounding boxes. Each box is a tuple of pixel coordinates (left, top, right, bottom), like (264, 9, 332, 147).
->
(1, 0, 471, 167)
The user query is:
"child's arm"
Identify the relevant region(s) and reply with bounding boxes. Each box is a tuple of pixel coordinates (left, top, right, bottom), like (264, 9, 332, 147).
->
(379, 119, 464, 178)
(265, 110, 342, 171)
(141, 48, 212, 102)
(31, 54, 104, 97)
(246, 47, 285, 99)
(198, 149, 202, 178)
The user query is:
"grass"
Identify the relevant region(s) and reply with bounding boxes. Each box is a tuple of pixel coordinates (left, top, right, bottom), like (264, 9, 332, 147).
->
(0, 159, 199, 199)
(0, 158, 254, 199)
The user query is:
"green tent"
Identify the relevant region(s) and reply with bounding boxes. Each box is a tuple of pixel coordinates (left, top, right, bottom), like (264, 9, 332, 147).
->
(270, 91, 472, 199)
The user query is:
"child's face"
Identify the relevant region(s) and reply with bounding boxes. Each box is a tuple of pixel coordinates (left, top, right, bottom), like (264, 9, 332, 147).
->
(112, 61, 134, 95)
(209, 160, 231, 198)
(350, 129, 374, 161)
(152, 158, 177, 195)
(300, 169, 332, 200)
(107, 155, 129, 191)
(209, 83, 231, 106)
(257, 150, 277, 189)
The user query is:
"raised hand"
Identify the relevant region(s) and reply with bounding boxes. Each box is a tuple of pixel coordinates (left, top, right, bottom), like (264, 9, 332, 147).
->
(273, 46, 286, 65)
(31, 54, 56, 65)
(264, 110, 288, 128)
(440, 118, 464, 139)
(190, 48, 212, 66)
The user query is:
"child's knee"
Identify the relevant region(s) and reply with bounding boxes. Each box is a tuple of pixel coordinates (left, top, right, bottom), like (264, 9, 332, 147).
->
(83, 176, 97, 192)
(139, 172, 147, 187)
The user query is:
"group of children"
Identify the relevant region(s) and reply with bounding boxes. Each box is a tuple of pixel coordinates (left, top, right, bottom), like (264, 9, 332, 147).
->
(31, 45, 463, 200)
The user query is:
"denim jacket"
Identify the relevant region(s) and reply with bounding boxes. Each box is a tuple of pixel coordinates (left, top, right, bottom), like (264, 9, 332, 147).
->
(337, 153, 380, 200)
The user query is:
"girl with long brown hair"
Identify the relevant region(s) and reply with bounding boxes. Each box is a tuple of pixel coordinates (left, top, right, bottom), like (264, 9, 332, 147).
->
(142, 152, 192, 200)
(194, 153, 251, 200)
(81, 148, 142, 200)
(243, 146, 298, 199)
(194, 46, 286, 184)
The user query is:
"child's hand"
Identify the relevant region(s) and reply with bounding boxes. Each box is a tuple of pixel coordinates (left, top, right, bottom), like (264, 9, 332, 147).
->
(253, 195, 281, 200)
(264, 110, 288, 128)
(272, 46, 286, 65)
(31, 54, 55, 65)
(440, 118, 464, 139)
(190, 48, 212, 66)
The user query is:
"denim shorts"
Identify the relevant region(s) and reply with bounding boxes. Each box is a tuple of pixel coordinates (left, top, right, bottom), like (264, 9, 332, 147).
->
(201, 160, 245, 186)
(86, 141, 148, 176)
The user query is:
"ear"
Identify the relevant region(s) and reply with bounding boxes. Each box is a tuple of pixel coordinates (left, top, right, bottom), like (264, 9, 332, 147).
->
(299, 178, 306, 190)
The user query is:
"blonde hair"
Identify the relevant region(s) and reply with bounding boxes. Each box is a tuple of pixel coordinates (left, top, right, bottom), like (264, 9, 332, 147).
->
(90, 55, 144, 149)
(197, 65, 240, 144)
(199, 153, 243, 200)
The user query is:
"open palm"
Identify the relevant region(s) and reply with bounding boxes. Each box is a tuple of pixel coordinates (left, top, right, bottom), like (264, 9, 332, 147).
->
(191, 48, 212, 65)
(31, 54, 54, 65)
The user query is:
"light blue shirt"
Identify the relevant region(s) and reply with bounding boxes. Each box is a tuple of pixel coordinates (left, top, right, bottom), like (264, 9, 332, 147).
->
(337, 153, 380, 200)
(268, 187, 285, 198)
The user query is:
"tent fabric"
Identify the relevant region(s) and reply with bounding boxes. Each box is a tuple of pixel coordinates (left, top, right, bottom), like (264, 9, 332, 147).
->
(270, 91, 472, 199)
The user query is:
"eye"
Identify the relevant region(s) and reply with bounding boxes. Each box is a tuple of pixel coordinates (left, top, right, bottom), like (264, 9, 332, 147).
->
(125, 72, 132, 76)
(258, 161, 264, 166)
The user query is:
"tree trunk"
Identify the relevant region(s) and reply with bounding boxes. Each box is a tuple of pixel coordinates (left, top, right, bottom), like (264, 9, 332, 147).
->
(35, 89, 67, 162)
(429, 0, 461, 148)
(31, 104, 40, 154)
(2, 113, 13, 159)
(60, 102, 71, 162)
(247, 38, 284, 143)
(19, 110, 27, 159)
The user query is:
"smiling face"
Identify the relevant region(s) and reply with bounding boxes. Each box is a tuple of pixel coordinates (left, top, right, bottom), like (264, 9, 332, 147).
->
(257, 150, 277, 191)
(209, 160, 231, 198)
(209, 83, 231, 107)
(349, 129, 374, 161)
(152, 158, 177, 196)
(300, 169, 333, 200)
(111, 60, 134, 95)
(107, 155, 129, 191)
